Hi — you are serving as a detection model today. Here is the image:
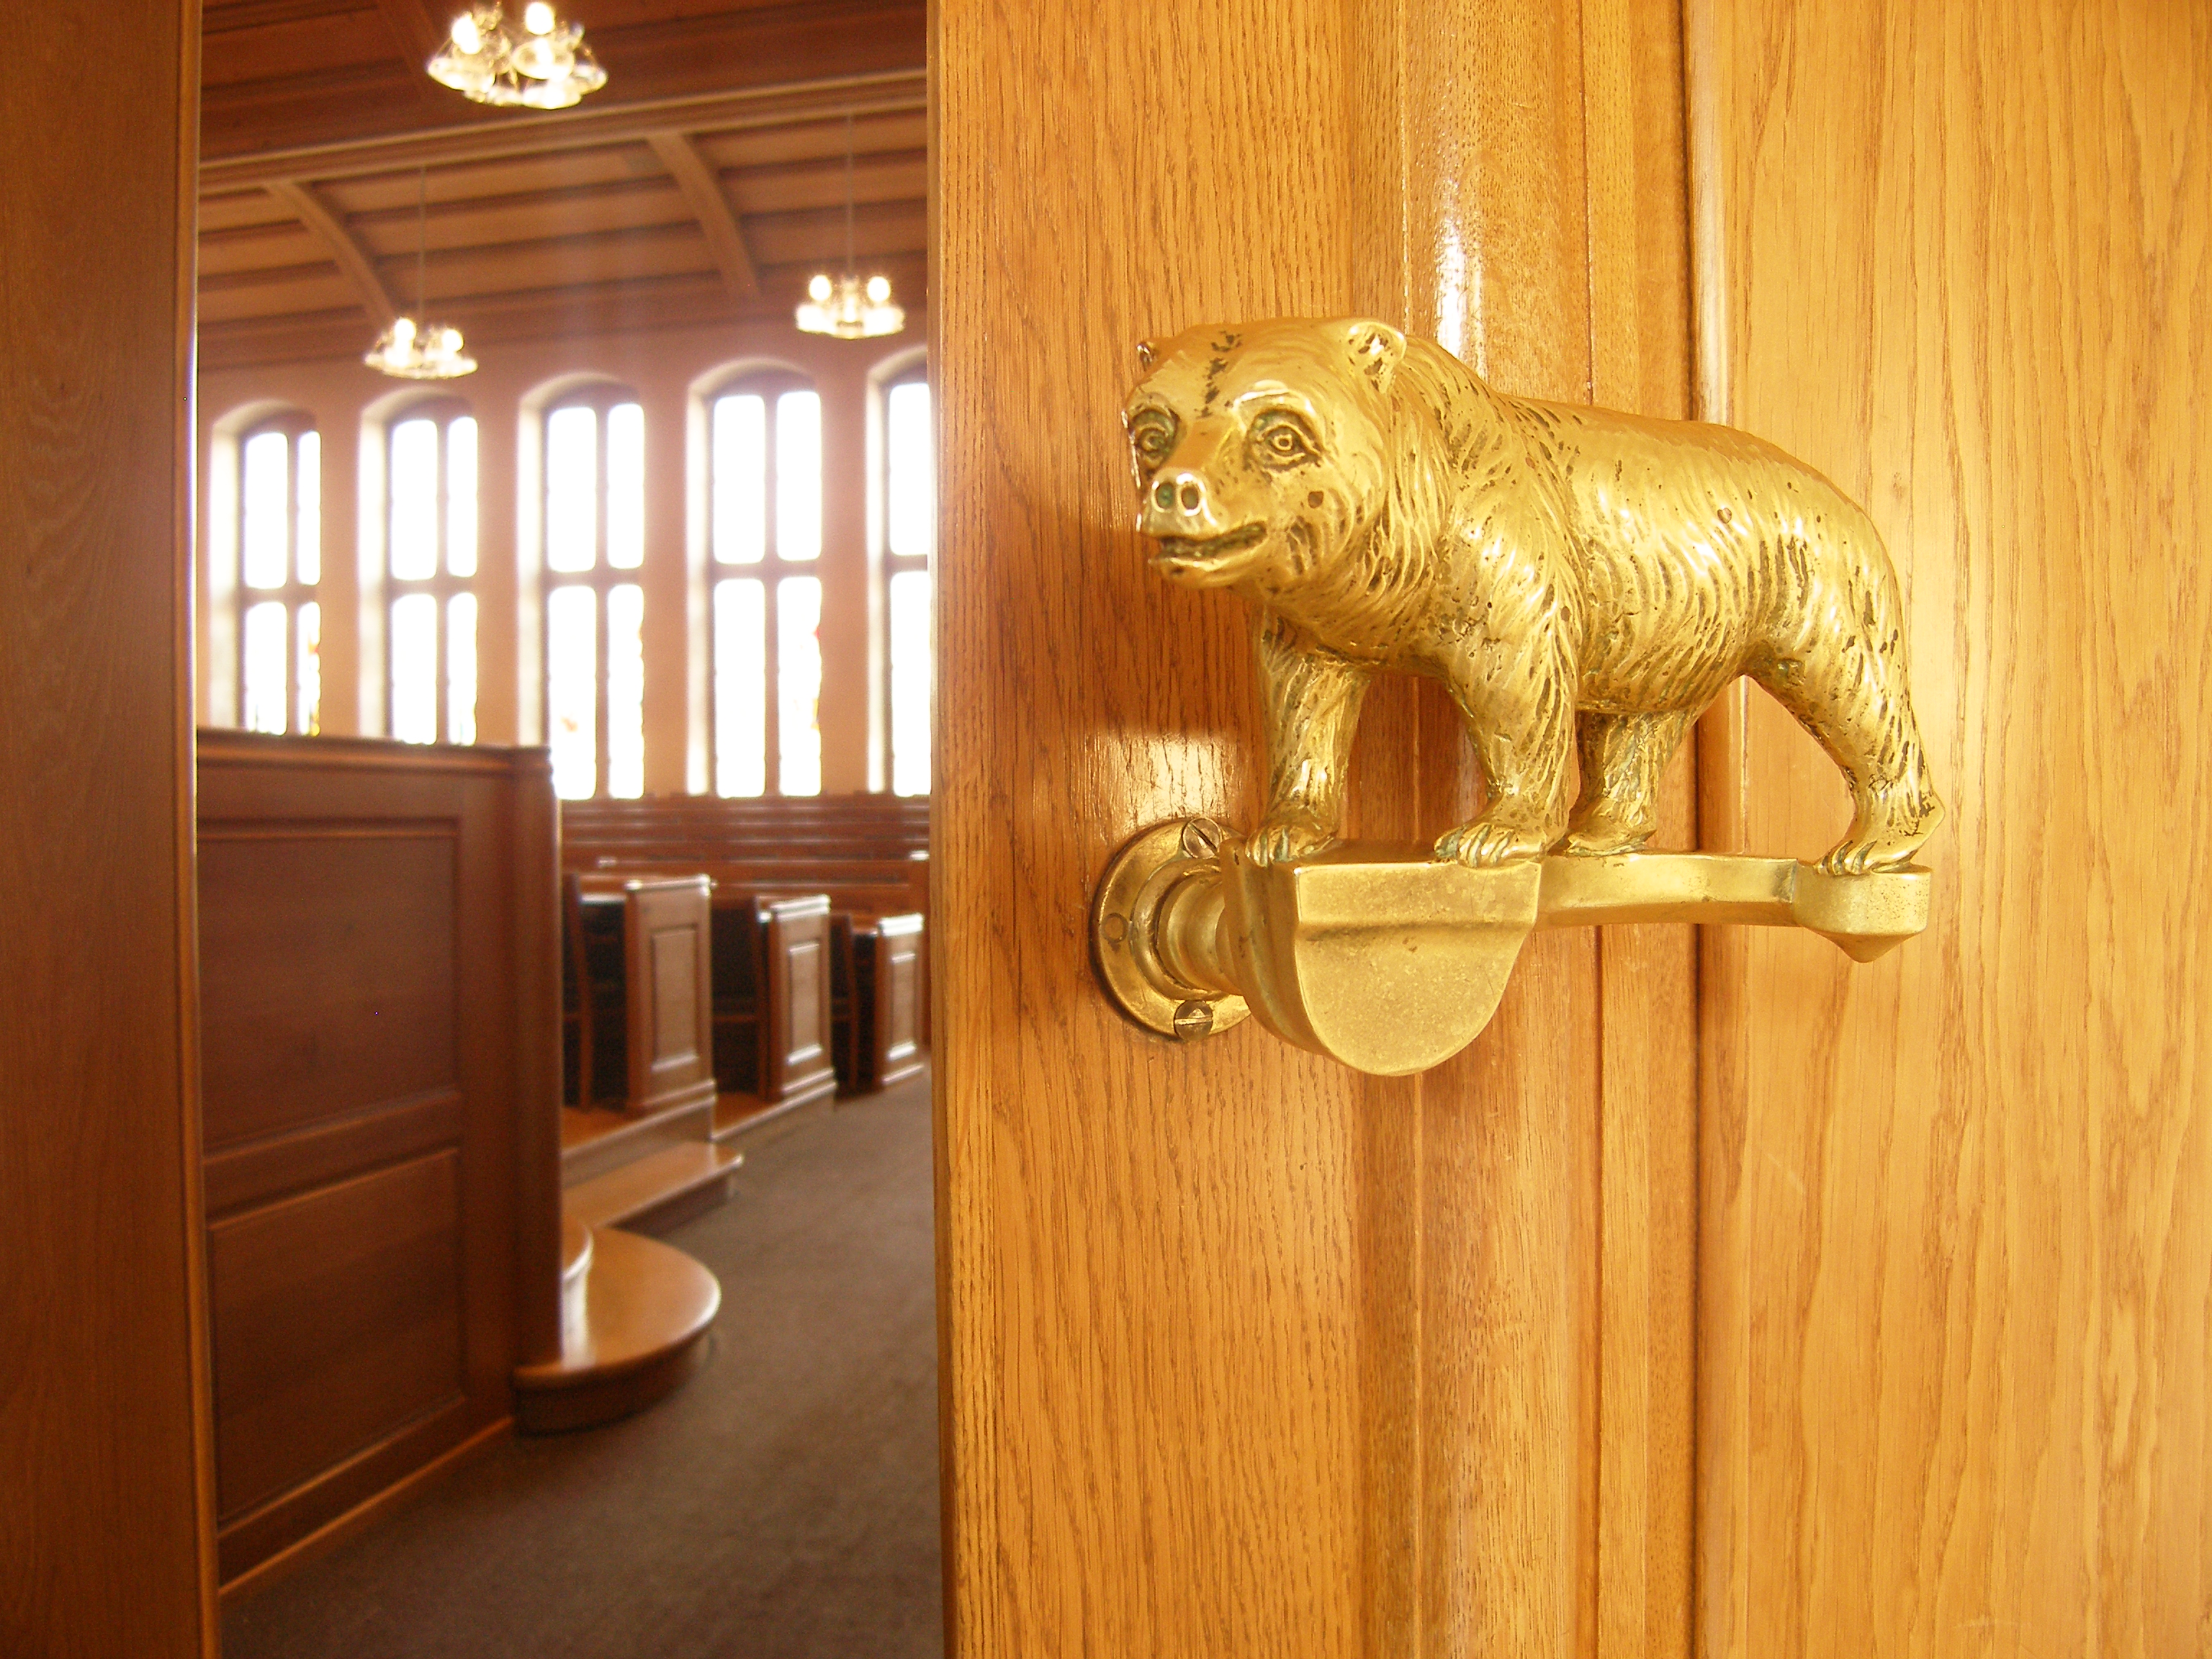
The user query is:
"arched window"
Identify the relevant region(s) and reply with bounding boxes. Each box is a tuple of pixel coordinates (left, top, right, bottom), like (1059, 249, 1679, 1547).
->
(385, 400, 479, 745)
(878, 359, 932, 796)
(541, 386, 647, 799)
(706, 369, 823, 797)
(235, 414, 322, 735)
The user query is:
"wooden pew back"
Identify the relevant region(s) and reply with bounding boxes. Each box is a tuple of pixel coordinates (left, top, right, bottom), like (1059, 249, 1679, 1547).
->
(197, 731, 560, 1588)
(565, 874, 717, 1117)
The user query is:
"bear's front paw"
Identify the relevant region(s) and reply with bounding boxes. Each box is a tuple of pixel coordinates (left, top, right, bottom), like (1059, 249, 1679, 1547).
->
(1247, 811, 1337, 866)
(1434, 819, 1550, 868)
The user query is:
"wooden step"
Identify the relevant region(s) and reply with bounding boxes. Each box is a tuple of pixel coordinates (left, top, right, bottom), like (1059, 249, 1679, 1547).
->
(514, 1226, 721, 1434)
(560, 1099, 716, 1187)
(558, 1215, 593, 1354)
(564, 1139, 745, 1236)
(710, 1088, 830, 1148)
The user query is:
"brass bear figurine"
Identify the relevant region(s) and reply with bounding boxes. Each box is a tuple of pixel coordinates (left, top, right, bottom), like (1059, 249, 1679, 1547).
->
(1124, 318, 1944, 873)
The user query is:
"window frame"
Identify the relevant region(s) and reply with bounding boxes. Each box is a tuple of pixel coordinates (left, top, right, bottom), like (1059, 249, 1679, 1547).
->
(383, 397, 479, 745)
(876, 356, 932, 796)
(539, 382, 648, 799)
(703, 367, 824, 798)
(234, 410, 322, 737)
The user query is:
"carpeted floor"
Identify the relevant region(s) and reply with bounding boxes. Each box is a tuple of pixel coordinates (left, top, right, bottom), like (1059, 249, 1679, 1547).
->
(224, 1074, 944, 1659)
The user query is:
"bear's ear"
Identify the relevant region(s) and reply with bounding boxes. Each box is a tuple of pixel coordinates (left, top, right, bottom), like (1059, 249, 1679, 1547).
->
(1344, 318, 1406, 392)
(1136, 338, 1159, 374)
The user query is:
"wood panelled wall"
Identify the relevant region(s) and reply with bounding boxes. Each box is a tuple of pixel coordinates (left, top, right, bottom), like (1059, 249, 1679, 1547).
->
(196, 318, 924, 794)
(1693, 2, 2212, 1653)
(934, 0, 1696, 1653)
(0, 1, 216, 1655)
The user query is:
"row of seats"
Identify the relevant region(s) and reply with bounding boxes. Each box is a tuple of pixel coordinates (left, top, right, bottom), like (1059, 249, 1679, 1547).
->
(555, 795, 932, 1231)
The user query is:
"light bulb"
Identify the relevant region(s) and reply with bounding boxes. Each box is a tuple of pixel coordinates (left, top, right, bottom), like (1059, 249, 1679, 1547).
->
(392, 316, 417, 346)
(809, 273, 833, 302)
(450, 12, 482, 53)
(440, 328, 464, 354)
(865, 275, 891, 305)
(523, 1, 554, 33)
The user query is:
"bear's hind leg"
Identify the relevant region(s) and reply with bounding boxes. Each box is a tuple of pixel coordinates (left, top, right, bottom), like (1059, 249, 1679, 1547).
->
(1753, 628, 1944, 875)
(1562, 711, 1693, 856)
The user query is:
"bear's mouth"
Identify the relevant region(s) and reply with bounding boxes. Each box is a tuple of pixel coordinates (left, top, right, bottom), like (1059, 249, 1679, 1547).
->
(1152, 523, 1268, 565)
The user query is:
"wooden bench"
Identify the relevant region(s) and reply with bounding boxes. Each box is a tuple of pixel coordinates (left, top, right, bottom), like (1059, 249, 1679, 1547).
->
(562, 874, 717, 1119)
(559, 796, 930, 1101)
(572, 871, 927, 1102)
(577, 850, 930, 920)
(832, 912, 927, 1094)
(708, 892, 840, 1120)
(563, 794, 927, 842)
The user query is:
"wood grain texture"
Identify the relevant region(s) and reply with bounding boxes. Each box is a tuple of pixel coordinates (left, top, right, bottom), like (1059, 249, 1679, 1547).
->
(1691, 2, 2212, 1653)
(0, 0, 217, 1650)
(196, 732, 559, 1587)
(934, 0, 1696, 1652)
(936, 7, 1376, 1648)
(208, 1149, 465, 1521)
(198, 831, 459, 1147)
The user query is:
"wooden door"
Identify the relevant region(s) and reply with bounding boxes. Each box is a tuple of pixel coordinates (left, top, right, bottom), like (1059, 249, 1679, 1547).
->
(933, 0, 2209, 1655)
(935, 1, 1697, 1652)
(0, 1, 217, 1655)
(1691, 4, 2212, 1653)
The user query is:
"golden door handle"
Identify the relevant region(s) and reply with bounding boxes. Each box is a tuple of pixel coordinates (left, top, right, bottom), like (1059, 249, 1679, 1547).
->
(1092, 818, 1930, 1075)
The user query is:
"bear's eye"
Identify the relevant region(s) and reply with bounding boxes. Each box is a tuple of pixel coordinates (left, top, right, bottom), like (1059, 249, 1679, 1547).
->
(1130, 410, 1178, 468)
(1253, 414, 1316, 467)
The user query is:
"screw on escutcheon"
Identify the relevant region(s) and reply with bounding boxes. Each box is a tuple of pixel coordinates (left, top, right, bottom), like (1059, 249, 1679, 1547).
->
(1179, 817, 1225, 861)
(1172, 999, 1214, 1041)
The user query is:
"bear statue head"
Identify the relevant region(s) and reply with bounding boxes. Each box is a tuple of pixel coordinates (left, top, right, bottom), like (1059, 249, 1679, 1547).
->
(1123, 318, 1409, 594)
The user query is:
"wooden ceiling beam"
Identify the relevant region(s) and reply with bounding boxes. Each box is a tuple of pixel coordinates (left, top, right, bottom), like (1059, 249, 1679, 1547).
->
(197, 253, 930, 374)
(200, 71, 927, 193)
(645, 131, 760, 301)
(372, 0, 446, 75)
(262, 179, 399, 325)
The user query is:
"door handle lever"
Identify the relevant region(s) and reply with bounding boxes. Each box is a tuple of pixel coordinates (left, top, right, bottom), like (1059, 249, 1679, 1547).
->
(1092, 817, 1929, 1075)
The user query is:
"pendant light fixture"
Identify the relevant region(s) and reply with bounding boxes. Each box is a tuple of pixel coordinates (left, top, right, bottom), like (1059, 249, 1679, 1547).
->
(796, 114, 905, 339)
(428, 3, 607, 109)
(366, 168, 477, 380)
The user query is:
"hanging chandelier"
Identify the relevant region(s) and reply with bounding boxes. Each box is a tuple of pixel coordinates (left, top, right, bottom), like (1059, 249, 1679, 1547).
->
(428, 3, 607, 109)
(367, 168, 477, 380)
(796, 114, 905, 339)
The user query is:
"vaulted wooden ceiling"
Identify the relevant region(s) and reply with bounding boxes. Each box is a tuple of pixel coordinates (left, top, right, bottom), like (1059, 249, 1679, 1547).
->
(199, 0, 927, 370)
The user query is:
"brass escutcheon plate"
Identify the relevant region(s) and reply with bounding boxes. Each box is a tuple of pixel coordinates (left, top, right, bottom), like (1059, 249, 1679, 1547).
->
(1091, 818, 1249, 1042)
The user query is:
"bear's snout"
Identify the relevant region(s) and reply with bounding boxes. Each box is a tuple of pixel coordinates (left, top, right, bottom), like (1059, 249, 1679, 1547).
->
(1138, 467, 1237, 541)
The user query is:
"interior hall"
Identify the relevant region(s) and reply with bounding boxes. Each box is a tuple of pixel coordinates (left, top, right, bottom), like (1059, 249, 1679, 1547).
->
(188, 2, 938, 1651)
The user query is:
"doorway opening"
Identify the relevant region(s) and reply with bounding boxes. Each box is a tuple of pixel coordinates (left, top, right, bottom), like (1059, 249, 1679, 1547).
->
(192, 4, 940, 1653)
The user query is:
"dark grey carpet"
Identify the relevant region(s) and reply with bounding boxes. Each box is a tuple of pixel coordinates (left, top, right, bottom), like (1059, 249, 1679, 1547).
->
(224, 1074, 944, 1659)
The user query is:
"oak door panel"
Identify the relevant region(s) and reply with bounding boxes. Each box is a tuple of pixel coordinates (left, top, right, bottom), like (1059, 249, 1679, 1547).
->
(933, 1, 1697, 1653)
(1692, 3, 2212, 1654)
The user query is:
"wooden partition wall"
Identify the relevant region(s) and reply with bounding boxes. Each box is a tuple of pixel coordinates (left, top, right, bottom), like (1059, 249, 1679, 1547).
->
(196, 732, 562, 1592)
(0, 3, 214, 1653)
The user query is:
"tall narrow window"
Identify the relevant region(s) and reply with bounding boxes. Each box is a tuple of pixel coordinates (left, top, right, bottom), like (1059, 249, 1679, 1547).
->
(708, 372, 823, 796)
(881, 366, 932, 796)
(236, 417, 322, 736)
(386, 403, 480, 745)
(541, 388, 647, 799)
